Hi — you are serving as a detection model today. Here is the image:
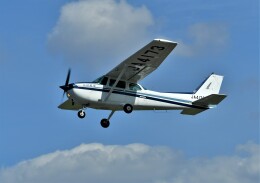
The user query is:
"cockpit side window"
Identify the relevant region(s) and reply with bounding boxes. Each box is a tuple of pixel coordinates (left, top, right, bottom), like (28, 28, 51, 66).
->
(116, 81, 126, 89)
(129, 83, 142, 91)
(109, 79, 126, 89)
(109, 79, 115, 87)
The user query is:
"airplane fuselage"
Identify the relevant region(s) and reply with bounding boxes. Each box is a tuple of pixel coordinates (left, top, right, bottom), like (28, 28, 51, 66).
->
(66, 82, 208, 111)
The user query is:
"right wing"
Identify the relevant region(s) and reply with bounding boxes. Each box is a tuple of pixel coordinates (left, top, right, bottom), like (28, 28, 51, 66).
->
(105, 39, 177, 83)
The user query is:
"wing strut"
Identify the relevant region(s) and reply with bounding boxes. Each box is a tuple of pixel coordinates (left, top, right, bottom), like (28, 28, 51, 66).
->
(103, 66, 127, 102)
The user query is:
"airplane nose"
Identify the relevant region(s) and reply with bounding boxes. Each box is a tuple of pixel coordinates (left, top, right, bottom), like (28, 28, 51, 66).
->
(60, 83, 74, 92)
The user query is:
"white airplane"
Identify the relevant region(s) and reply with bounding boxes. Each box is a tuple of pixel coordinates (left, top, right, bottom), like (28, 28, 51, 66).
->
(59, 39, 226, 128)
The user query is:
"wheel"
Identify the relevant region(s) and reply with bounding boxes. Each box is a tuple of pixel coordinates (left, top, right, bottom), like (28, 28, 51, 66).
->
(100, 119, 110, 128)
(77, 110, 86, 119)
(123, 104, 133, 114)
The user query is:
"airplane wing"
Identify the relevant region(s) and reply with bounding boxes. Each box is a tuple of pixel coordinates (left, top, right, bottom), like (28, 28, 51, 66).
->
(105, 39, 177, 83)
(58, 99, 82, 110)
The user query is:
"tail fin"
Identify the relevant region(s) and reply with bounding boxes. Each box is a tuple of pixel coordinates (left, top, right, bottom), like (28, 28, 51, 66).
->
(194, 73, 224, 96)
(181, 73, 226, 116)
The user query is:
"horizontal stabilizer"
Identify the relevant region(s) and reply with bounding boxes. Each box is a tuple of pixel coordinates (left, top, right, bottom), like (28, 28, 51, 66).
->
(181, 108, 207, 115)
(181, 94, 226, 115)
(192, 94, 227, 106)
(58, 100, 81, 110)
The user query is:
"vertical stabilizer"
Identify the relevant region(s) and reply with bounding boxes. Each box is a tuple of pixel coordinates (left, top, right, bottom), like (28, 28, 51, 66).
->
(194, 73, 224, 96)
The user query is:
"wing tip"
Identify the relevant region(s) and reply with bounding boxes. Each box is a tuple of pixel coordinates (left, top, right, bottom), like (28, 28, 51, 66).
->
(154, 38, 178, 44)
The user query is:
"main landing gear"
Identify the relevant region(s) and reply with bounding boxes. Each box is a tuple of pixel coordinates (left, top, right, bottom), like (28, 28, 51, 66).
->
(77, 104, 133, 128)
(100, 110, 115, 128)
(100, 104, 133, 128)
(123, 104, 133, 114)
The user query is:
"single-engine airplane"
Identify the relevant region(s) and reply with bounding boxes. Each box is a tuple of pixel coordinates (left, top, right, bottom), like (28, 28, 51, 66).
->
(59, 39, 226, 128)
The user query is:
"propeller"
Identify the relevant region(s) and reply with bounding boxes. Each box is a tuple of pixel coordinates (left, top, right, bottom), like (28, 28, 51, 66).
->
(60, 68, 73, 100)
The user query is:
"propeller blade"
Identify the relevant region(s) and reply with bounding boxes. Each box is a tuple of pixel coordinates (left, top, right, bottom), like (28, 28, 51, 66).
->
(60, 91, 65, 102)
(65, 68, 71, 86)
(60, 68, 72, 101)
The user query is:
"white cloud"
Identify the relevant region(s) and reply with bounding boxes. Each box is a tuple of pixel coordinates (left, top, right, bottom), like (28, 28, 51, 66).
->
(48, 0, 154, 70)
(176, 23, 229, 57)
(0, 142, 259, 183)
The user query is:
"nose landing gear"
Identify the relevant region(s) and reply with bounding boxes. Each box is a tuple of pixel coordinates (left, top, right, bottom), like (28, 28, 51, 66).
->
(77, 110, 86, 119)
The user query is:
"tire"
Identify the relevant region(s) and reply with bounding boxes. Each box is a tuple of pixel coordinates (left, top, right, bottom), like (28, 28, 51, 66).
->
(77, 110, 86, 119)
(100, 119, 110, 128)
(123, 104, 133, 114)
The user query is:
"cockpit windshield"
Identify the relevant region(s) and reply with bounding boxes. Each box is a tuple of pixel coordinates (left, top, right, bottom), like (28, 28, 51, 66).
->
(93, 76, 102, 83)
(92, 76, 108, 85)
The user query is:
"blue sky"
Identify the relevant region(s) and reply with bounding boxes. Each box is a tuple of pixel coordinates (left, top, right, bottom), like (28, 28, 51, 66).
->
(0, 0, 259, 182)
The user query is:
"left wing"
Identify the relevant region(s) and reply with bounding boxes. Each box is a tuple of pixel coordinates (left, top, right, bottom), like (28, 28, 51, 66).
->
(106, 39, 177, 83)
(58, 99, 81, 110)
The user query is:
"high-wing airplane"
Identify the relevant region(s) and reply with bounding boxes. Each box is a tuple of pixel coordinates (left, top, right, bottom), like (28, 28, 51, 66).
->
(59, 39, 227, 128)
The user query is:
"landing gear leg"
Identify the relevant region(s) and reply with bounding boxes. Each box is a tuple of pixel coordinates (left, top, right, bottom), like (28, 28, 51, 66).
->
(100, 110, 115, 128)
